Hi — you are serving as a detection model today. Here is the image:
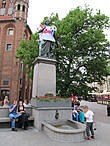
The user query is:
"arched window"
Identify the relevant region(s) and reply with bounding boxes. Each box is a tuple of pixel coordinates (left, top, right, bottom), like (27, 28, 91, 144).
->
(17, 4, 20, 11)
(22, 5, 25, 12)
(6, 44, 12, 51)
(8, 28, 14, 35)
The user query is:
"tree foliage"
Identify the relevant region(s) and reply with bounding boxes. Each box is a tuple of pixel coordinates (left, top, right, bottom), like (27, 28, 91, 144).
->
(16, 7, 110, 97)
(55, 7, 110, 97)
(16, 33, 39, 80)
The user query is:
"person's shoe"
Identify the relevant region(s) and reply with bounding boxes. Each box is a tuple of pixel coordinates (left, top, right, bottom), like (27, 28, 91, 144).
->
(24, 127, 28, 130)
(85, 136, 90, 140)
(12, 128, 17, 131)
(91, 136, 95, 139)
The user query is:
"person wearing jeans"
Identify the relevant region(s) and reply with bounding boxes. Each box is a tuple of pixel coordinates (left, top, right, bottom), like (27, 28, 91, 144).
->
(9, 100, 22, 131)
(86, 122, 94, 138)
(84, 105, 95, 140)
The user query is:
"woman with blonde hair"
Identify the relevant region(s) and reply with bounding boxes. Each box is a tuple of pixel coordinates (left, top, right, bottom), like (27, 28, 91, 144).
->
(3, 96, 9, 107)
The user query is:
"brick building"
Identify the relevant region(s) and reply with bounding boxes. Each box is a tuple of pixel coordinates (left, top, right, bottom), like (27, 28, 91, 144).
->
(0, 0, 32, 103)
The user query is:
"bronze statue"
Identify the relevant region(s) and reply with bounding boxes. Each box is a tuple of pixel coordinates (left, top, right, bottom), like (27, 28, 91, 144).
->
(38, 19, 57, 59)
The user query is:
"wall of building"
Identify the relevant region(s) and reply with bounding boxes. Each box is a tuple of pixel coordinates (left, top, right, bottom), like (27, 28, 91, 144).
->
(0, 0, 32, 104)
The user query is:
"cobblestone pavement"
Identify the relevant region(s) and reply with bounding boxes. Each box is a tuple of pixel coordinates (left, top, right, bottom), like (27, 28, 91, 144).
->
(0, 101, 110, 146)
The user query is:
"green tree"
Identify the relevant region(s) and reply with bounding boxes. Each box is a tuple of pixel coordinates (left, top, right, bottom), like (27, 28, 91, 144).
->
(16, 33, 39, 80)
(55, 7, 110, 97)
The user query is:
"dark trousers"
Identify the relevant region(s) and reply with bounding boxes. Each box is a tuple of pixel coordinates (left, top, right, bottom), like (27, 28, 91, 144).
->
(86, 122, 94, 137)
(71, 102, 74, 107)
(18, 114, 29, 129)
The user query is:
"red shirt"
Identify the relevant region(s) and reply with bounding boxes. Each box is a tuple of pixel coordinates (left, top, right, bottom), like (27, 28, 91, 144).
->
(71, 95, 75, 102)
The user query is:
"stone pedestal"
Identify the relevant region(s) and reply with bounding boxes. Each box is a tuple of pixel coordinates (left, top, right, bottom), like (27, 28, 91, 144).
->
(32, 57, 56, 97)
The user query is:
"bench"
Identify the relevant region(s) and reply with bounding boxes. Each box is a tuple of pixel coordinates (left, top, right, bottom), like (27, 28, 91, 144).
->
(0, 106, 34, 128)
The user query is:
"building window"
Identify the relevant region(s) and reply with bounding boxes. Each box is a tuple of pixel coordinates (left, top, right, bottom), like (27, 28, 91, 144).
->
(8, 29, 14, 35)
(17, 4, 20, 11)
(2, 0, 6, 8)
(6, 44, 12, 51)
(22, 5, 25, 12)
(3, 81, 9, 85)
(20, 78, 22, 85)
(1, 90, 9, 101)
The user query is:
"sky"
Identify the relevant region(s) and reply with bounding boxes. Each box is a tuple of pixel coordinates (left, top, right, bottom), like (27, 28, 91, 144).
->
(27, 0, 110, 39)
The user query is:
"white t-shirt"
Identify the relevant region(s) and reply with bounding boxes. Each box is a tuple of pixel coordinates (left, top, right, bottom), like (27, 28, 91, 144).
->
(39, 25, 57, 42)
(85, 110, 94, 122)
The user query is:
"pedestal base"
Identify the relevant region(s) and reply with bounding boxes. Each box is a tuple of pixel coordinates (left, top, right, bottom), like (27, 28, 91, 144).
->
(32, 57, 56, 97)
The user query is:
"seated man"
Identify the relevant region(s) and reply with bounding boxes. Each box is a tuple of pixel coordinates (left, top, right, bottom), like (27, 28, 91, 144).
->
(9, 99, 22, 131)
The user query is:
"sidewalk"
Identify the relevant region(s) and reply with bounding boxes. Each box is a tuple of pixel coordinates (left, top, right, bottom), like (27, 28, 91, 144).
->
(0, 101, 110, 146)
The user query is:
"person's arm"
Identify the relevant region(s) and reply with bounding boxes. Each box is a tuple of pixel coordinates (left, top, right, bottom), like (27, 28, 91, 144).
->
(7, 99, 9, 103)
(16, 109, 24, 114)
(16, 106, 25, 114)
(84, 113, 89, 120)
(5, 99, 9, 104)
(38, 25, 46, 33)
(9, 105, 16, 113)
(76, 113, 78, 122)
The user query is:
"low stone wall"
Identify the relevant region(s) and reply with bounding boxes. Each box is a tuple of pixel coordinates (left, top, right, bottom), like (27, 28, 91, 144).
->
(0, 107, 9, 117)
